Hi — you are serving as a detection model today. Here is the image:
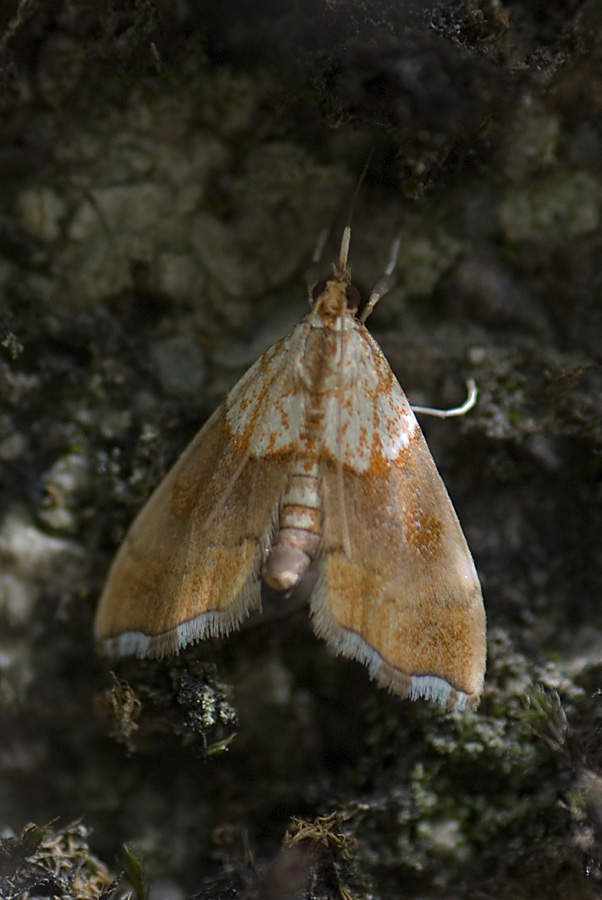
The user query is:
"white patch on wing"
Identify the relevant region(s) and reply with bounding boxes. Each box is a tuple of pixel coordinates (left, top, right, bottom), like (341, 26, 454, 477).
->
(409, 675, 451, 705)
(225, 323, 309, 455)
(409, 676, 471, 712)
(113, 631, 151, 658)
(225, 315, 418, 471)
(308, 321, 419, 471)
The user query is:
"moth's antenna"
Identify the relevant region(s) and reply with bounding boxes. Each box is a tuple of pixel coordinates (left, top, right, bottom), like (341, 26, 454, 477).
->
(345, 146, 375, 230)
(305, 227, 330, 298)
(337, 145, 375, 273)
(338, 225, 352, 272)
(311, 227, 329, 267)
(359, 234, 400, 323)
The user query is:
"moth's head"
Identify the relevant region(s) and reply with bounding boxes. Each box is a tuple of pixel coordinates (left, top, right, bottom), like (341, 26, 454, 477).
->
(308, 225, 362, 320)
(309, 277, 362, 320)
(307, 225, 398, 324)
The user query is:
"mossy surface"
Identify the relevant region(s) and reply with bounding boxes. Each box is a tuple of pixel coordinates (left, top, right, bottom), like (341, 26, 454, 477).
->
(2, 2, 602, 898)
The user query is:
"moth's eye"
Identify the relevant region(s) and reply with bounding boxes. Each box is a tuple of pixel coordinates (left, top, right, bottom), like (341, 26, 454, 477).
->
(345, 284, 361, 311)
(311, 281, 327, 304)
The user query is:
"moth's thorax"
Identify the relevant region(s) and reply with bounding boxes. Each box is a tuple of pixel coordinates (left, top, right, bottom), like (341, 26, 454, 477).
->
(313, 276, 353, 320)
(297, 314, 359, 395)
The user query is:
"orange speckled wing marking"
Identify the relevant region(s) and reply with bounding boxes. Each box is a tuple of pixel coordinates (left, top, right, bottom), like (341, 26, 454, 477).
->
(310, 331, 486, 711)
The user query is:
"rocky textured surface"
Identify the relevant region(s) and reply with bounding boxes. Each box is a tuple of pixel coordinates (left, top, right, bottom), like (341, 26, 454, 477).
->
(1, 1, 602, 898)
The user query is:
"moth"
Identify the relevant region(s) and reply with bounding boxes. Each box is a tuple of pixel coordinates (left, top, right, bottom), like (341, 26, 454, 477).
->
(95, 226, 486, 710)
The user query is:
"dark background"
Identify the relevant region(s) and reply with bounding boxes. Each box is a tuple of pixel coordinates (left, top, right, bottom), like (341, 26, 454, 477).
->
(1, 1, 602, 898)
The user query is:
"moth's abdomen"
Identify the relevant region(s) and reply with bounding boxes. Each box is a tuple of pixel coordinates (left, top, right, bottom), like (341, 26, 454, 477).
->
(262, 459, 321, 591)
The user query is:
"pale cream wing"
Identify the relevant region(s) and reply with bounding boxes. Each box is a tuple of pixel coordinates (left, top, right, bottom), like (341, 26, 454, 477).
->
(309, 329, 486, 710)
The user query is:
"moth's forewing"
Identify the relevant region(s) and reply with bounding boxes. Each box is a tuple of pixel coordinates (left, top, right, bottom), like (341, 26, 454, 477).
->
(94, 402, 286, 657)
(309, 326, 486, 709)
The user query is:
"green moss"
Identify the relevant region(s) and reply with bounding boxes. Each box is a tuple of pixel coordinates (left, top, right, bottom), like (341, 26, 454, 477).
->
(499, 171, 601, 243)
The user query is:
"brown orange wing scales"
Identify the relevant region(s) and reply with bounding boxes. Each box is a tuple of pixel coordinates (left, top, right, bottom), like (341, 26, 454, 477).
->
(94, 405, 286, 657)
(311, 435, 486, 710)
(95, 224, 487, 711)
